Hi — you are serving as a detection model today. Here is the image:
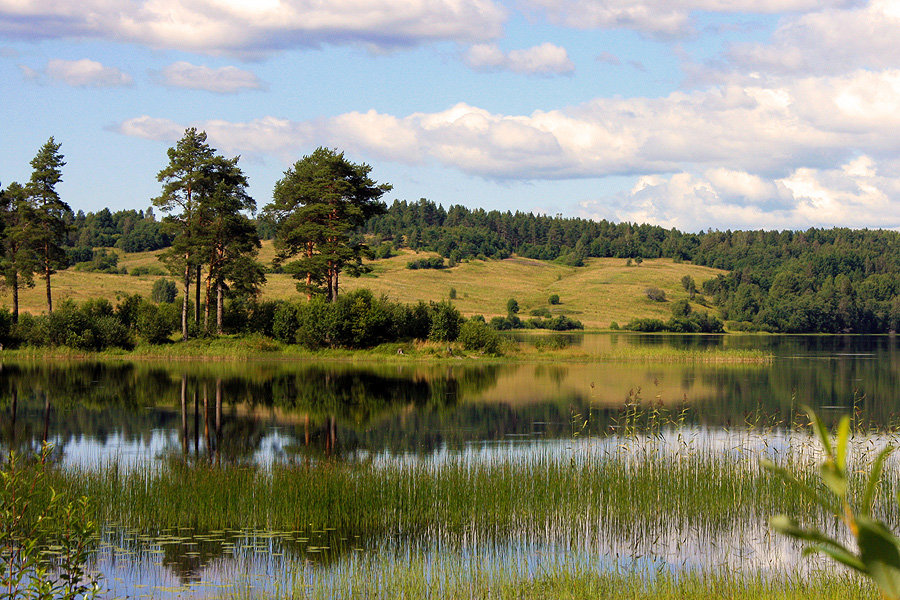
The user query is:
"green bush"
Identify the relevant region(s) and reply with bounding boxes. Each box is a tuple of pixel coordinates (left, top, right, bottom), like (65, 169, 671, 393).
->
(272, 303, 300, 344)
(548, 294, 560, 305)
(458, 319, 503, 354)
(407, 257, 445, 270)
(645, 287, 667, 302)
(150, 279, 178, 303)
(136, 302, 178, 344)
(506, 298, 519, 315)
(130, 265, 166, 276)
(529, 307, 551, 318)
(671, 298, 692, 318)
(428, 300, 462, 342)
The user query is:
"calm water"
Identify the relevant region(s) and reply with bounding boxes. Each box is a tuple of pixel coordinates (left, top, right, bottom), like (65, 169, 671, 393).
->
(2, 333, 899, 597)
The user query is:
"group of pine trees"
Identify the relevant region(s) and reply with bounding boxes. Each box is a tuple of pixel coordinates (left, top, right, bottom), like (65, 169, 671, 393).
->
(0, 138, 70, 322)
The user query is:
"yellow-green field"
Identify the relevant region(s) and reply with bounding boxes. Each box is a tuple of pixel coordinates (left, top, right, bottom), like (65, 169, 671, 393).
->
(2, 242, 726, 328)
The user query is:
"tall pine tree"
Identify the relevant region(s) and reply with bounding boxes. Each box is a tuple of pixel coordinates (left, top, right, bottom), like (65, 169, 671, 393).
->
(266, 148, 389, 301)
(25, 138, 70, 313)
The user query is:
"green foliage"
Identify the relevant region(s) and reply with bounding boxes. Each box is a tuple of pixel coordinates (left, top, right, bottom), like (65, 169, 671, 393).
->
(506, 298, 519, 315)
(272, 303, 300, 344)
(150, 278, 178, 303)
(671, 298, 692, 318)
(129, 265, 166, 277)
(530, 307, 551, 318)
(1, 444, 102, 600)
(448, 287, 457, 300)
(72, 248, 120, 273)
(406, 257, 445, 270)
(609, 321, 620, 330)
(136, 301, 178, 344)
(624, 311, 724, 333)
(763, 407, 900, 599)
(428, 300, 462, 342)
(645, 287, 667, 302)
(548, 294, 560, 305)
(266, 147, 389, 301)
(458, 318, 503, 355)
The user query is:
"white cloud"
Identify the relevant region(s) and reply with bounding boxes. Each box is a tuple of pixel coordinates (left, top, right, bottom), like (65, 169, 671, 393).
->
(519, 0, 855, 38)
(579, 158, 900, 231)
(0, 0, 506, 55)
(45, 58, 132, 87)
(158, 62, 264, 93)
(724, 0, 900, 76)
(465, 42, 574, 75)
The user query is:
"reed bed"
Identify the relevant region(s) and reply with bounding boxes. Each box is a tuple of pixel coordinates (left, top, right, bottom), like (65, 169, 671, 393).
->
(297, 558, 876, 600)
(40, 432, 891, 536)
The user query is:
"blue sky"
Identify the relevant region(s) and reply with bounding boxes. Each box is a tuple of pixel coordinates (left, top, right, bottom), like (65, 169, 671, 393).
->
(2, 0, 899, 231)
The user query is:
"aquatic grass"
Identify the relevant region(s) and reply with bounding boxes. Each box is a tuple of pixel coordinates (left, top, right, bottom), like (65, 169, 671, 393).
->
(298, 557, 877, 600)
(39, 436, 864, 536)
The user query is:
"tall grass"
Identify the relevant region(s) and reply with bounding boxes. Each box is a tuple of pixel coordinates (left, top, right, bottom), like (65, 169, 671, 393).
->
(41, 435, 887, 535)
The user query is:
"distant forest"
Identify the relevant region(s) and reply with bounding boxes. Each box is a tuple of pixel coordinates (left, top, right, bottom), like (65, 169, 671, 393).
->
(67, 197, 900, 334)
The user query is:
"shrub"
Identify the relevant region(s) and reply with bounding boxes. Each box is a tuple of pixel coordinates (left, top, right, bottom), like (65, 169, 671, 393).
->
(548, 294, 560, 305)
(428, 300, 462, 342)
(407, 257, 445, 270)
(272, 303, 300, 344)
(130, 265, 166, 276)
(506, 298, 519, 315)
(151, 279, 178, 303)
(609, 321, 620, 330)
(458, 319, 503, 354)
(645, 287, 667, 302)
(137, 302, 177, 344)
(671, 298, 692, 318)
(529, 307, 551, 318)
(449, 287, 457, 300)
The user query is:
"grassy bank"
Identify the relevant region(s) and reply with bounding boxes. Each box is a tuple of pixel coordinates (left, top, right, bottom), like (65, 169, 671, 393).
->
(0, 333, 774, 363)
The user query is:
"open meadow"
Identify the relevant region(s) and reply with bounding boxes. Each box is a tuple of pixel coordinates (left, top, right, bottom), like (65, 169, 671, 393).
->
(1, 242, 726, 329)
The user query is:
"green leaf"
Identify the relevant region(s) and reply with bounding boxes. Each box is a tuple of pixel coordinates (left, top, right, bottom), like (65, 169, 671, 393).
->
(856, 516, 900, 600)
(803, 404, 833, 457)
(835, 415, 850, 472)
(820, 461, 848, 497)
(761, 459, 840, 514)
(863, 446, 894, 517)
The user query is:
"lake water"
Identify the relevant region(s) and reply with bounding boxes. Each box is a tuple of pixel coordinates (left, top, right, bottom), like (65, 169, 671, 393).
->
(2, 333, 899, 597)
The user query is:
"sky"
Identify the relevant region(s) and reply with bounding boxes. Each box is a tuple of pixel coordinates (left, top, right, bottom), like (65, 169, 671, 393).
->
(1, 0, 900, 232)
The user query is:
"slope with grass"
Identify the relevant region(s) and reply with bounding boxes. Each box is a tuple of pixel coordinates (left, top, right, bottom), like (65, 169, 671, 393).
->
(1, 242, 725, 329)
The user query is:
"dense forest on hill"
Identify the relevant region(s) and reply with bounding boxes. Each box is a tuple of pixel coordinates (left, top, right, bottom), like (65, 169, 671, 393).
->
(33, 198, 900, 334)
(364, 199, 900, 333)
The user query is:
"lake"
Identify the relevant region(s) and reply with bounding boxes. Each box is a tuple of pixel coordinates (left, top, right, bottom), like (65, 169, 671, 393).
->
(2, 333, 898, 598)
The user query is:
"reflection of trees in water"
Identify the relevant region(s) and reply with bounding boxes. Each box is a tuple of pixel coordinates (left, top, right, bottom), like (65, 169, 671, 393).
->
(0, 361, 506, 461)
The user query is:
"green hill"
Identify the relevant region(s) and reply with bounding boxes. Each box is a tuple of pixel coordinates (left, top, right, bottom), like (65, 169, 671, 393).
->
(2, 242, 724, 329)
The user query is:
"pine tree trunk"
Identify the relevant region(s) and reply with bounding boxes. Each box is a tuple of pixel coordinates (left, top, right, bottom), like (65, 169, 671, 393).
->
(45, 263, 52, 314)
(204, 274, 211, 334)
(216, 281, 224, 335)
(195, 265, 201, 325)
(182, 261, 190, 341)
(333, 269, 339, 300)
(12, 272, 18, 324)
(326, 264, 334, 301)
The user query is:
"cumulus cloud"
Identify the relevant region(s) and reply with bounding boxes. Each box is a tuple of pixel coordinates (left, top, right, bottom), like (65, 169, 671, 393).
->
(579, 157, 900, 231)
(519, 0, 855, 38)
(465, 42, 574, 75)
(720, 0, 900, 76)
(115, 69, 900, 182)
(46, 58, 132, 87)
(157, 62, 264, 93)
(0, 0, 505, 55)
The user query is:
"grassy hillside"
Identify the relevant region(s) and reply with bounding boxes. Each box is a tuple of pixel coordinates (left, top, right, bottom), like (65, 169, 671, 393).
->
(1, 242, 726, 329)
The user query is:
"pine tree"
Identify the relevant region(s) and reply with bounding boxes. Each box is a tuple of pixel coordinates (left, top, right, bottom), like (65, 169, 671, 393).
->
(25, 137, 70, 313)
(266, 148, 389, 301)
(0, 182, 40, 322)
(153, 128, 215, 340)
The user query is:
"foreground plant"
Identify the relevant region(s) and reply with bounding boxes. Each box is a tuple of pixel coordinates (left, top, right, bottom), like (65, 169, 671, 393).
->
(1, 443, 101, 600)
(763, 407, 900, 598)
